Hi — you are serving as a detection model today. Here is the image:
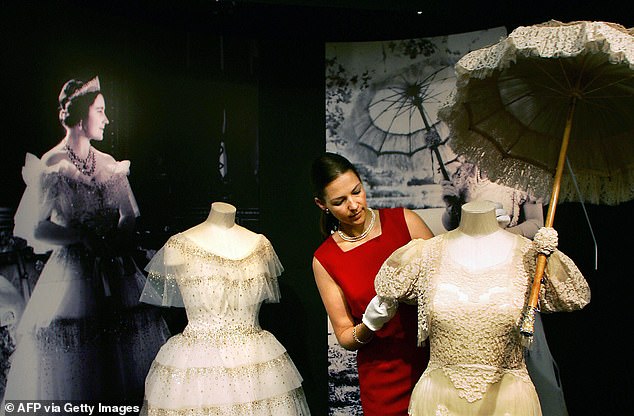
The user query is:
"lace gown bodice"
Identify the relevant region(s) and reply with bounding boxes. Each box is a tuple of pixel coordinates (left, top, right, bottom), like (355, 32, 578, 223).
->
(375, 233, 590, 414)
(427, 243, 529, 402)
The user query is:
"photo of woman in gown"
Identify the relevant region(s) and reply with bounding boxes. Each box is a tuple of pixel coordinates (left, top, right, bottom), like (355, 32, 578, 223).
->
(2, 76, 170, 404)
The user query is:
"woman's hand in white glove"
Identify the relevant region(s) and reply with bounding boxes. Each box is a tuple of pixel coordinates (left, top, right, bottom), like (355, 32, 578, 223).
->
(361, 295, 399, 332)
(494, 203, 511, 229)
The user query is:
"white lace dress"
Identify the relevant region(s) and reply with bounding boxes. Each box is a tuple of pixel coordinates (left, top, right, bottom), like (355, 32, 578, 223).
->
(375, 233, 590, 416)
(3, 153, 170, 403)
(139, 234, 310, 415)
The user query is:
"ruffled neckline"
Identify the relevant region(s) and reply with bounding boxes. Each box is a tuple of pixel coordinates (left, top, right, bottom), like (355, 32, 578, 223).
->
(22, 152, 131, 186)
(169, 233, 267, 263)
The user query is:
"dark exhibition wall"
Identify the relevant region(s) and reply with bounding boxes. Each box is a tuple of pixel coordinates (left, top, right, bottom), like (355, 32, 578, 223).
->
(2, 1, 633, 415)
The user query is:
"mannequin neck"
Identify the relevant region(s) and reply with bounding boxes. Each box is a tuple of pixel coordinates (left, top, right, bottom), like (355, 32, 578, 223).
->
(181, 202, 259, 259)
(205, 202, 236, 230)
(447, 200, 516, 269)
(458, 200, 500, 237)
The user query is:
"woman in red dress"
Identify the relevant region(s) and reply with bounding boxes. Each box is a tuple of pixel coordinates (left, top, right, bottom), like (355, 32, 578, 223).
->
(311, 152, 433, 415)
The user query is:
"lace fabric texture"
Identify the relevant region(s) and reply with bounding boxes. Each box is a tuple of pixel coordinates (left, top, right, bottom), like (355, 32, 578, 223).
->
(456, 20, 634, 79)
(439, 20, 634, 206)
(375, 234, 590, 414)
(140, 235, 310, 415)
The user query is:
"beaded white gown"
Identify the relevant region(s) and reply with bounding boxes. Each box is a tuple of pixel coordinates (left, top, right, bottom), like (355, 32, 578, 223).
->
(375, 233, 590, 416)
(139, 233, 310, 415)
(3, 153, 170, 404)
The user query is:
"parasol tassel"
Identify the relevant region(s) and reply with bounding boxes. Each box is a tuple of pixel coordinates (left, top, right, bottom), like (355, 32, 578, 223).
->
(520, 95, 577, 338)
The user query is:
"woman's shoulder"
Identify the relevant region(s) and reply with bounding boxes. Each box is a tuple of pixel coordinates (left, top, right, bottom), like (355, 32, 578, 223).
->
(38, 144, 78, 179)
(93, 147, 117, 164)
(377, 206, 406, 224)
(40, 143, 67, 167)
(313, 234, 336, 259)
(379, 206, 405, 215)
(93, 148, 131, 178)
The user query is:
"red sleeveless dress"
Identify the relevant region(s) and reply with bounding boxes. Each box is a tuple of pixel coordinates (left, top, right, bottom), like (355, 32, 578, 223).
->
(314, 208, 429, 415)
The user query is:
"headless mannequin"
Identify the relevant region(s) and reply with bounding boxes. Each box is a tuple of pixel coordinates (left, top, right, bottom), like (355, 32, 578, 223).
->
(169, 202, 259, 261)
(446, 200, 516, 270)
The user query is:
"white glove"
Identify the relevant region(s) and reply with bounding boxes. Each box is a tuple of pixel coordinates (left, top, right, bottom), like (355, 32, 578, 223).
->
(362, 295, 398, 332)
(494, 203, 511, 228)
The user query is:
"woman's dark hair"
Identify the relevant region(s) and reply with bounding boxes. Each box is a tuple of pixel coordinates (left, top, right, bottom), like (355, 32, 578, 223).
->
(311, 152, 362, 237)
(58, 79, 101, 128)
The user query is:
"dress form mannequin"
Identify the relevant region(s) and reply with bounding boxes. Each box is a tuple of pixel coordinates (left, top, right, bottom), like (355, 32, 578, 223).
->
(177, 202, 259, 260)
(446, 200, 516, 270)
(375, 202, 589, 416)
(140, 202, 311, 415)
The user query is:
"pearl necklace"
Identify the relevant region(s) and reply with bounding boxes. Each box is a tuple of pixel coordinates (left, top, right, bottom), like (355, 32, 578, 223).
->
(65, 142, 96, 176)
(338, 208, 376, 242)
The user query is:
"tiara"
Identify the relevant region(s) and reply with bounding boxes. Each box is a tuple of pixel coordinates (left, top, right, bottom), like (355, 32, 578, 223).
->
(68, 76, 101, 100)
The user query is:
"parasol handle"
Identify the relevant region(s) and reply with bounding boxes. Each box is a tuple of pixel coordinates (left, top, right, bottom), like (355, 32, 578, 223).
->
(521, 96, 577, 338)
(432, 147, 451, 181)
(414, 102, 451, 181)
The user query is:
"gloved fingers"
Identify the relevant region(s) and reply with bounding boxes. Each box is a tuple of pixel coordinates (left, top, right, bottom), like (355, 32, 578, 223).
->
(494, 205, 510, 228)
(378, 296, 398, 310)
(533, 226, 558, 255)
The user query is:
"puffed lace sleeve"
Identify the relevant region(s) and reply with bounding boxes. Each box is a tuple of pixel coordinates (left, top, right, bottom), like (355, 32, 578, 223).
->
(375, 238, 426, 303)
(139, 237, 185, 307)
(538, 249, 591, 312)
(376, 237, 440, 345)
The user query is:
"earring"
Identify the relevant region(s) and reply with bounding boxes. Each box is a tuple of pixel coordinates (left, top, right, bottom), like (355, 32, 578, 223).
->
(325, 209, 330, 215)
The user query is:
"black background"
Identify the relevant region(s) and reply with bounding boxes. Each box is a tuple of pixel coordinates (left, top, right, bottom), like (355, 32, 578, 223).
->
(2, 1, 633, 414)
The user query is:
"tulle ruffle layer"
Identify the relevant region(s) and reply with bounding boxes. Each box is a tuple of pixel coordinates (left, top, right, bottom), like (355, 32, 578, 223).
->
(143, 328, 306, 412)
(142, 388, 310, 416)
(140, 234, 283, 309)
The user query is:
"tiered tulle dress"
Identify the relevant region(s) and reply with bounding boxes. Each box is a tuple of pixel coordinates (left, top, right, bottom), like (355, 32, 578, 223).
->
(139, 233, 310, 415)
(375, 233, 590, 415)
(3, 153, 170, 403)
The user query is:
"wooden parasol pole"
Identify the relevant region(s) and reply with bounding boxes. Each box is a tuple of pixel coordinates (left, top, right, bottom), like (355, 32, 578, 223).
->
(520, 94, 577, 337)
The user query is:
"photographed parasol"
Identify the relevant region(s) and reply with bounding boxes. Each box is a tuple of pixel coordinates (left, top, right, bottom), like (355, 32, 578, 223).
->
(353, 64, 456, 179)
(438, 20, 634, 338)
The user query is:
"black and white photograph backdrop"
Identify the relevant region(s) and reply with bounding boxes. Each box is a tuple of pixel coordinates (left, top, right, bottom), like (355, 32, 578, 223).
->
(0, 3, 263, 408)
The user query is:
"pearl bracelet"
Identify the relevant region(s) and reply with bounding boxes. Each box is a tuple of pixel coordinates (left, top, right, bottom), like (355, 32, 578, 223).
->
(352, 324, 372, 345)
